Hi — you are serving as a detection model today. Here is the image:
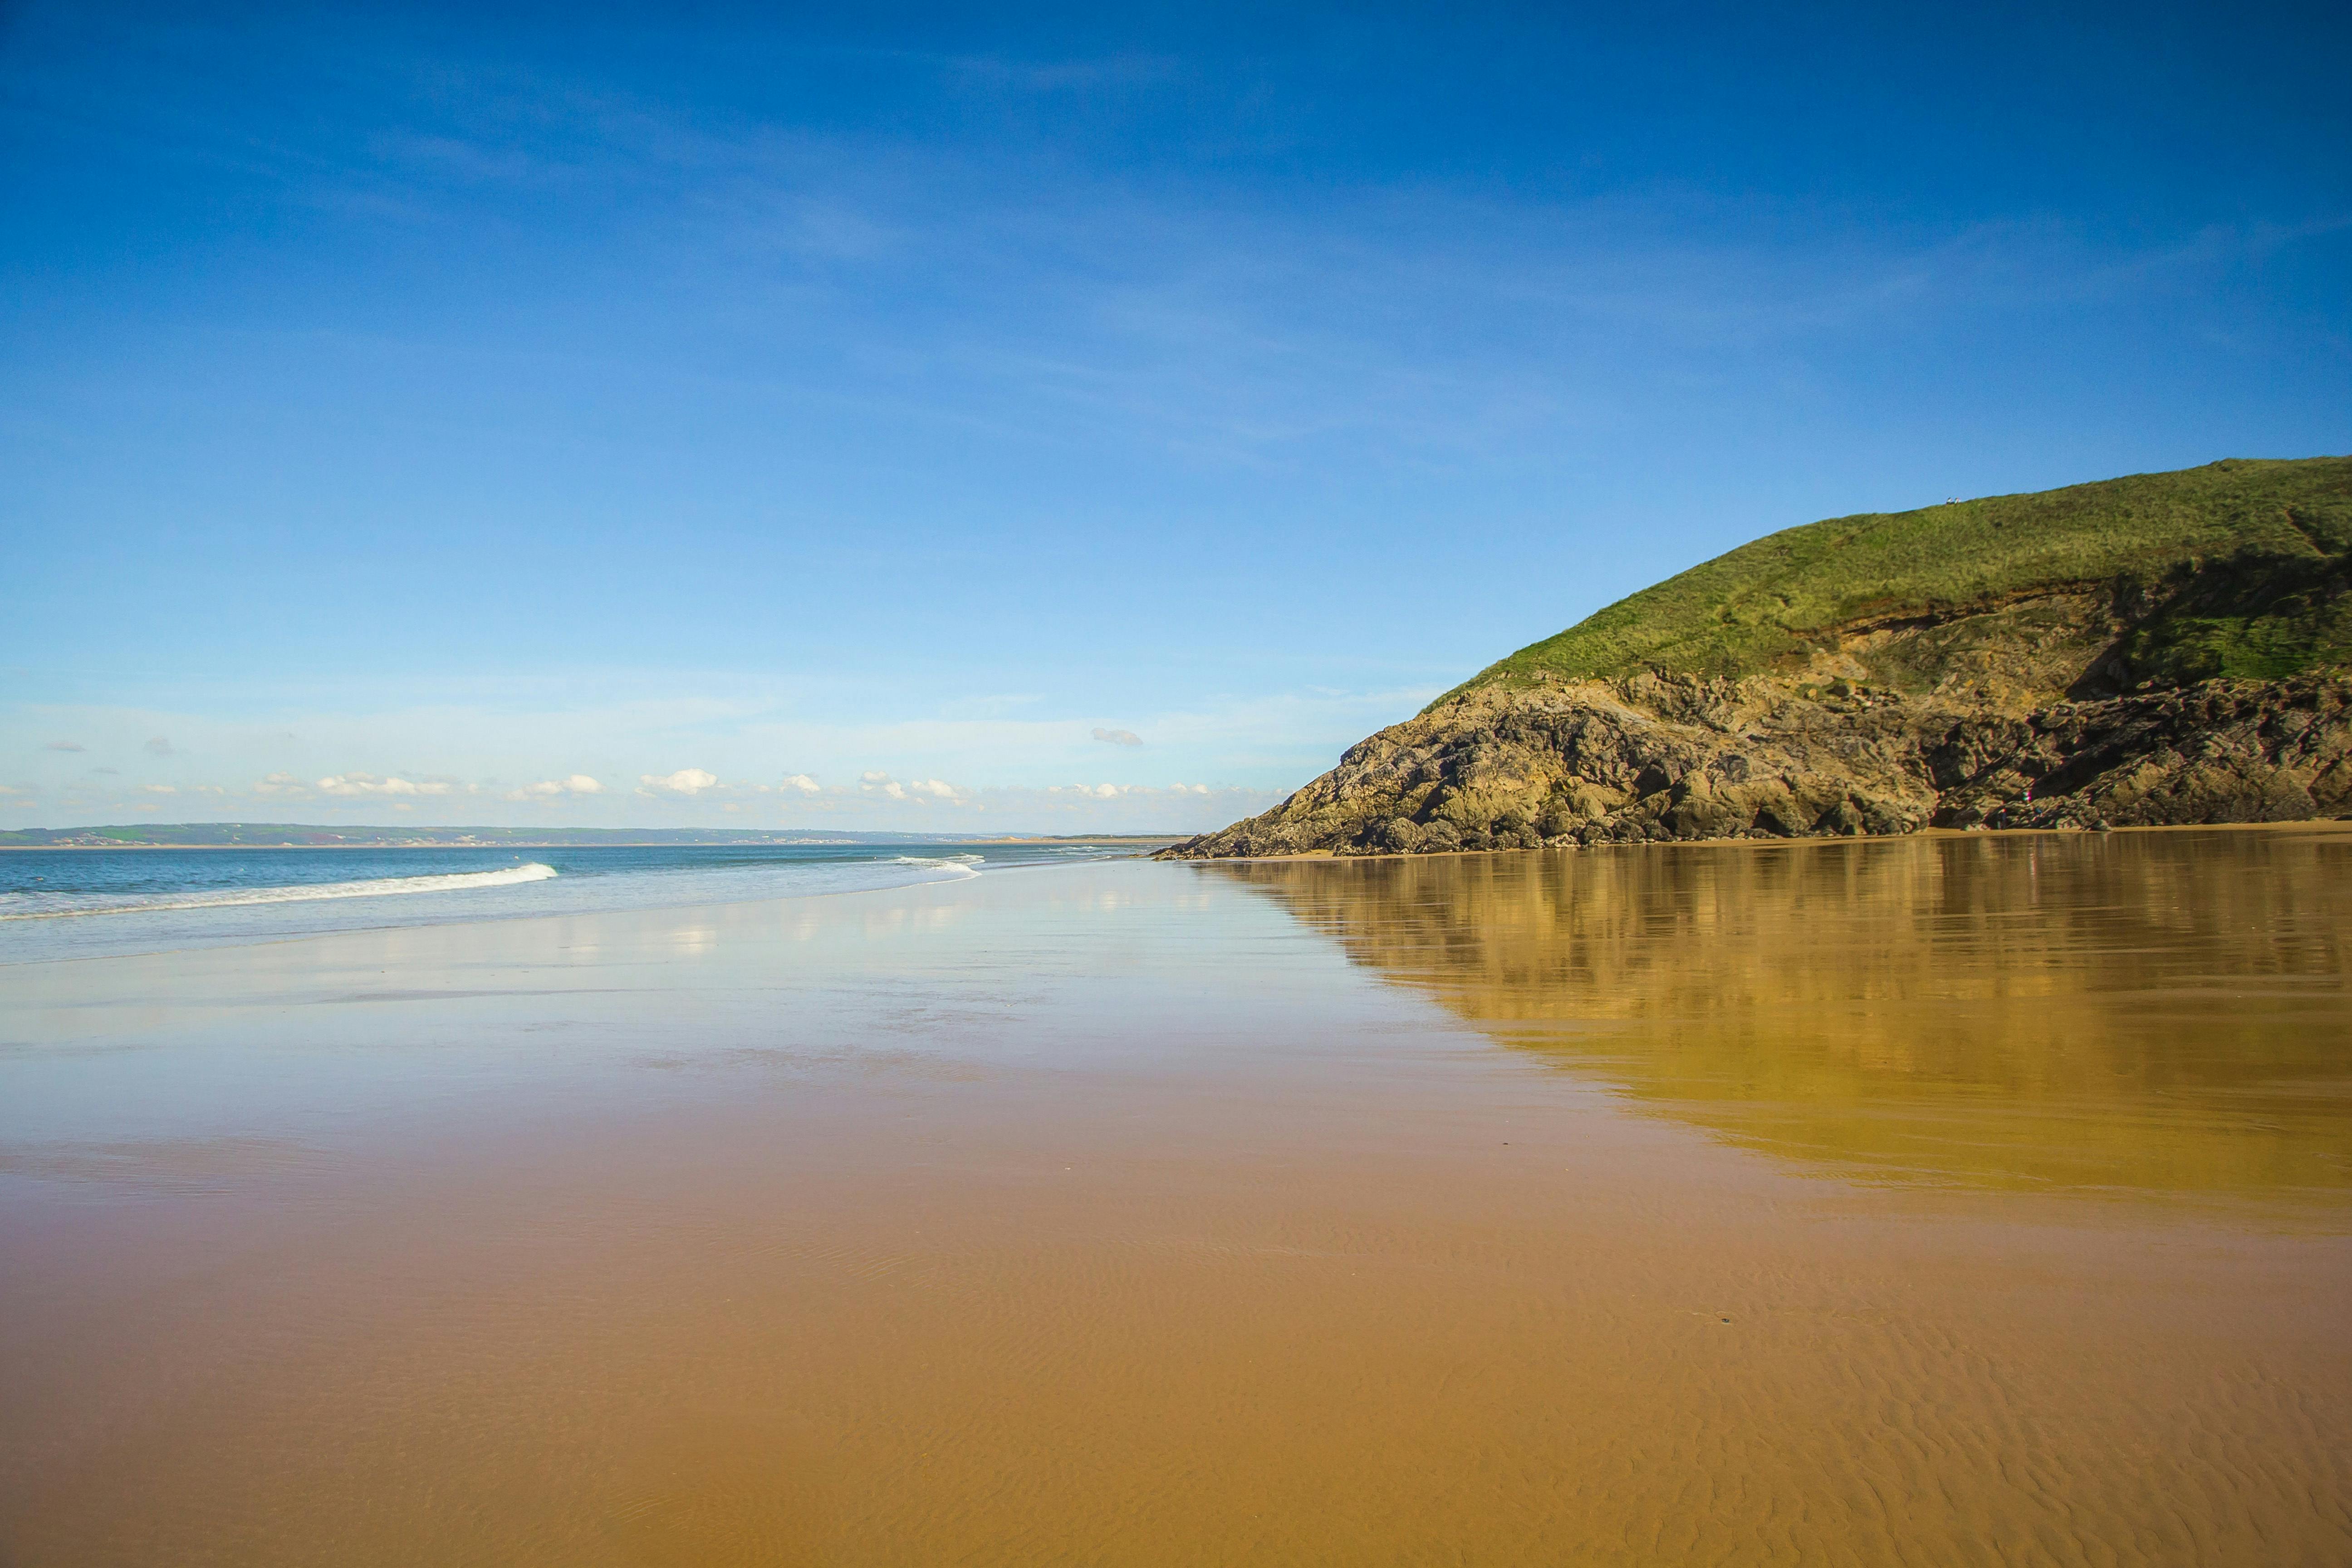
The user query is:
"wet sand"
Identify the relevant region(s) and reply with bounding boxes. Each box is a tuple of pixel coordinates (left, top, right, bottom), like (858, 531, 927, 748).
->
(2, 830, 2348, 1564)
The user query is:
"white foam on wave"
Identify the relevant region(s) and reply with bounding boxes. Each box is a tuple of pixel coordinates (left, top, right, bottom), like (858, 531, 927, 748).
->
(0, 862, 559, 921)
(889, 853, 985, 879)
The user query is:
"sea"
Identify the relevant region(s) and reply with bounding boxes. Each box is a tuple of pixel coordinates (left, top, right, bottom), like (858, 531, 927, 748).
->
(0, 840, 1152, 963)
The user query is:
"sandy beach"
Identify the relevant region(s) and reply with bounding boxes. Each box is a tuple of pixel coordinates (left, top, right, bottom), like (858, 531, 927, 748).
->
(3, 832, 2348, 1565)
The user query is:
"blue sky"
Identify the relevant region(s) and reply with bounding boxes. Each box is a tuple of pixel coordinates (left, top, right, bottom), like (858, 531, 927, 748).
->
(5, 2, 2348, 831)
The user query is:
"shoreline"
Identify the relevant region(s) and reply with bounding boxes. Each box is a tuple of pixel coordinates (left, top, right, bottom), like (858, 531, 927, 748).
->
(0, 835, 1185, 852)
(0, 851, 1138, 967)
(1166, 816, 2352, 862)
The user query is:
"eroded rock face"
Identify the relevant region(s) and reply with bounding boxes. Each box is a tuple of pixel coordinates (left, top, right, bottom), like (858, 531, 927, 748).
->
(1158, 672, 2352, 858)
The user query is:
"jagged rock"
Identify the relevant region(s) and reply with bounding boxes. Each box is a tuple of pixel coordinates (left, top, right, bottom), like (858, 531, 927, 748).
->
(1161, 673, 2352, 858)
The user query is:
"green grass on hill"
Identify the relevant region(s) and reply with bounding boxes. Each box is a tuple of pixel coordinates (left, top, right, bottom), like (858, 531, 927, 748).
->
(1455, 456, 2352, 699)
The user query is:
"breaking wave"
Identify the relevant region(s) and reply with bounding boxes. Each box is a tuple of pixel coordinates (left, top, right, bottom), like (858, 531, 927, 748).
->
(0, 862, 559, 921)
(890, 853, 985, 880)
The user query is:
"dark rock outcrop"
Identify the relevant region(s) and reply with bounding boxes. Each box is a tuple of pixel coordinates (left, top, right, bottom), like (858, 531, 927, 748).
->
(1160, 670, 2352, 859)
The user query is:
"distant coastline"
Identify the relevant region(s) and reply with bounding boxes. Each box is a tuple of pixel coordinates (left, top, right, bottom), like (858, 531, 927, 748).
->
(0, 823, 1182, 851)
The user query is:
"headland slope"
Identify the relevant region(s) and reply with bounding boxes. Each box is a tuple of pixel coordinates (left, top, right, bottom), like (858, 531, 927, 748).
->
(1165, 456, 2352, 857)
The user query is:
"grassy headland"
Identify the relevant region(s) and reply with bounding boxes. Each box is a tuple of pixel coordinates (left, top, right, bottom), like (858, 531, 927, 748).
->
(1448, 456, 2352, 702)
(1169, 456, 2352, 858)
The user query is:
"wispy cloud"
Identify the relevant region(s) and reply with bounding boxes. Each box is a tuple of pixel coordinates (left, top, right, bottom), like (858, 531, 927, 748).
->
(936, 693, 1043, 720)
(943, 51, 1184, 95)
(505, 773, 605, 800)
(44, 740, 83, 752)
(319, 81, 2214, 485)
(1092, 727, 1142, 746)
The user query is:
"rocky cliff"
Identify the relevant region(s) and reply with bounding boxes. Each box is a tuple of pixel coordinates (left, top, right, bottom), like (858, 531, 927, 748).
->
(1162, 458, 2352, 858)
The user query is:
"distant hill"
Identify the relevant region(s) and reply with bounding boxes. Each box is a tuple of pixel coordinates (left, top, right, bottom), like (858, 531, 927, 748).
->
(1166, 456, 2352, 858)
(0, 823, 1160, 849)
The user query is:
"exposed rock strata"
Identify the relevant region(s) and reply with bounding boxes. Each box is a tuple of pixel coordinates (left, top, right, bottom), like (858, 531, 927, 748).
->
(1160, 672, 2352, 858)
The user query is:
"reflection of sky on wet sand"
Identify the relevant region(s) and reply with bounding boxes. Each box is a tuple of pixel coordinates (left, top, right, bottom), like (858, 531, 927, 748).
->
(3, 853, 2349, 1565)
(1215, 828, 2352, 1205)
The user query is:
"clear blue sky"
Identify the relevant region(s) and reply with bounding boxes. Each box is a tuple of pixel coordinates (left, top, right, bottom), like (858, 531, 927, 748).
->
(5, 1, 2348, 830)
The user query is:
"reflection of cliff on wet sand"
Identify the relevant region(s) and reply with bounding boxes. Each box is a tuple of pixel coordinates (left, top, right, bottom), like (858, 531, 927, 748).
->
(1214, 828, 2352, 1201)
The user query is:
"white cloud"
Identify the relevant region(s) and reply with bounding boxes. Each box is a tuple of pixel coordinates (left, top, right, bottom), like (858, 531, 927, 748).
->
(1050, 783, 1125, 799)
(145, 736, 175, 757)
(638, 767, 720, 797)
(43, 740, 83, 753)
(853, 772, 961, 803)
(253, 771, 308, 796)
(506, 774, 606, 801)
(316, 773, 451, 797)
(1092, 727, 1143, 746)
(854, 770, 970, 803)
(142, 784, 177, 794)
(780, 773, 820, 794)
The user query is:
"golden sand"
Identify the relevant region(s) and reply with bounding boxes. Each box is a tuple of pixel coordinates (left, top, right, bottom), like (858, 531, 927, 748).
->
(2, 830, 2346, 1564)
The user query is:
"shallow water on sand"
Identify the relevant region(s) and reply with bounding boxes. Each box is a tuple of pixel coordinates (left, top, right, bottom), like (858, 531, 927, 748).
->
(1, 829, 2347, 1565)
